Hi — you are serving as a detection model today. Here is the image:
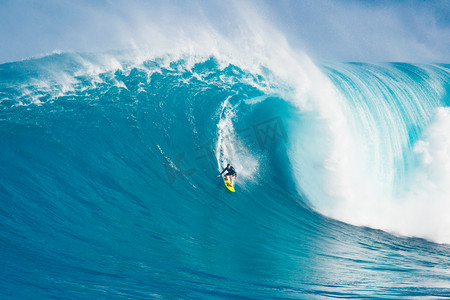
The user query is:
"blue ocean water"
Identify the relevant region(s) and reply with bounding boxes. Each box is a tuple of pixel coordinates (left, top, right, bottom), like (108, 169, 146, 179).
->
(0, 52, 449, 299)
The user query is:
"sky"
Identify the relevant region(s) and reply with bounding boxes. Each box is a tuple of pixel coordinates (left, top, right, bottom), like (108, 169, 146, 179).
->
(0, 0, 449, 63)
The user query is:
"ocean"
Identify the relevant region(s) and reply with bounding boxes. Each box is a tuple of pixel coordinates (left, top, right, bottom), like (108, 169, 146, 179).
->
(0, 51, 449, 298)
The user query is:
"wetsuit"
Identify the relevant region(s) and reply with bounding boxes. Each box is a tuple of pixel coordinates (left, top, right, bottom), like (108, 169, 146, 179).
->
(220, 166, 237, 177)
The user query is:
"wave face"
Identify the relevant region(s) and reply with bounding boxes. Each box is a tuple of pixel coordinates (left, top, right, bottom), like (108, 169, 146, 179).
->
(1, 53, 449, 298)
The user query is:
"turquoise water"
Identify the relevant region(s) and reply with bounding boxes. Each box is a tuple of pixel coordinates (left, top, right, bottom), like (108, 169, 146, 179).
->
(1, 53, 449, 298)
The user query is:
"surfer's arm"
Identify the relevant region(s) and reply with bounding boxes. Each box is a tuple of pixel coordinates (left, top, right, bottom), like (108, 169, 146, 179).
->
(217, 168, 226, 177)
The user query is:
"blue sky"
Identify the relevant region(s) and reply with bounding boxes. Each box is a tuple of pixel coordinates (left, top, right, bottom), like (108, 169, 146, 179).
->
(0, 0, 449, 63)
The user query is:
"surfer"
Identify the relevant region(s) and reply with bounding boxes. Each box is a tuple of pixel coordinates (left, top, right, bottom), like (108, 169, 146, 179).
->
(217, 164, 237, 186)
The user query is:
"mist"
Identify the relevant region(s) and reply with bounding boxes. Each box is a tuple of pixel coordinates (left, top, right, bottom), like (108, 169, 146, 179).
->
(0, 0, 449, 63)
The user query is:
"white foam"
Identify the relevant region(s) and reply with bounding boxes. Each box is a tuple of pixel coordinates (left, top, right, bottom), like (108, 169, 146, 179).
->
(403, 107, 450, 243)
(215, 97, 259, 186)
(327, 107, 450, 244)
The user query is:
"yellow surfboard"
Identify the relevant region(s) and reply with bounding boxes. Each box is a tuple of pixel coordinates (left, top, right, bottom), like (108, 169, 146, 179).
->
(223, 176, 235, 192)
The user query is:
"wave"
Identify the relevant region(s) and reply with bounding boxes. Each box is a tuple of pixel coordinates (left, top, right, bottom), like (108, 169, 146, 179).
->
(2, 52, 450, 242)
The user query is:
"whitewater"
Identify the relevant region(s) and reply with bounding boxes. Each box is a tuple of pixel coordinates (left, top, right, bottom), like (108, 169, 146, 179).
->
(1, 46, 450, 298)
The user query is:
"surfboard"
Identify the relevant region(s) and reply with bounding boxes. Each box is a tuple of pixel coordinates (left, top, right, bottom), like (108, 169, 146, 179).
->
(223, 176, 235, 192)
